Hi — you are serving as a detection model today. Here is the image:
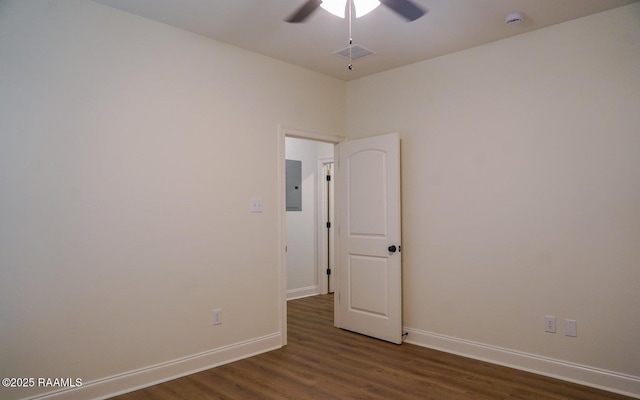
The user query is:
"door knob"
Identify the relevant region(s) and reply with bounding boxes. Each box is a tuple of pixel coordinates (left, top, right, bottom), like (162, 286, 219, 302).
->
(388, 245, 397, 253)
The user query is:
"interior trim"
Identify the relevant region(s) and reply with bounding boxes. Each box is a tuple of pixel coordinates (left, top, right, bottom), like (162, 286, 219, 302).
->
(404, 327, 640, 399)
(28, 333, 282, 400)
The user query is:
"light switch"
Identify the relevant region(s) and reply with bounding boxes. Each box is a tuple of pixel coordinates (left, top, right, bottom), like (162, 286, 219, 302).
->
(250, 198, 263, 213)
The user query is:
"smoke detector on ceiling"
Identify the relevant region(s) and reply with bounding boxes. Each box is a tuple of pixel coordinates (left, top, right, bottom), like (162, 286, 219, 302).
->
(505, 12, 525, 25)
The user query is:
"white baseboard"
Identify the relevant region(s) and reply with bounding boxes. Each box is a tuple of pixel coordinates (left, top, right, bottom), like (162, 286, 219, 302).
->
(404, 327, 640, 399)
(28, 332, 282, 400)
(287, 285, 319, 300)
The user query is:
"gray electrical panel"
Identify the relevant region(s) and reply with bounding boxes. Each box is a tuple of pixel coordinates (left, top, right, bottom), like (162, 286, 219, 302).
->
(286, 159, 302, 211)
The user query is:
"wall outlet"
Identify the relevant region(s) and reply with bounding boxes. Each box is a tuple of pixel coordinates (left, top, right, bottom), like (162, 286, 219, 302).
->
(544, 315, 556, 333)
(565, 319, 577, 337)
(213, 309, 222, 325)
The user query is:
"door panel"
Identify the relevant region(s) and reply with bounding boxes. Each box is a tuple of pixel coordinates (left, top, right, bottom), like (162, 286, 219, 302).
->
(349, 255, 388, 316)
(335, 133, 401, 344)
(348, 150, 387, 236)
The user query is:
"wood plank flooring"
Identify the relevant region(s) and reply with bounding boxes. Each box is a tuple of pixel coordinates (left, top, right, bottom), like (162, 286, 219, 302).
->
(110, 294, 633, 399)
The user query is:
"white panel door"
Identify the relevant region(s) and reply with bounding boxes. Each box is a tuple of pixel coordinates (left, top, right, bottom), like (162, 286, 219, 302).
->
(335, 133, 402, 344)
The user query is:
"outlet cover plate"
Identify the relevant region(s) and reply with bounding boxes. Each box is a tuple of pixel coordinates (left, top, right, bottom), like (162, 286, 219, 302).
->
(544, 315, 556, 333)
(213, 309, 222, 325)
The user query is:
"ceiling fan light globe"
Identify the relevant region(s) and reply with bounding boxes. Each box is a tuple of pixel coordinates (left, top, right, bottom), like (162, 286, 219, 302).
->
(320, 0, 381, 18)
(320, 0, 346, 18)
(355, 0, 380, 17)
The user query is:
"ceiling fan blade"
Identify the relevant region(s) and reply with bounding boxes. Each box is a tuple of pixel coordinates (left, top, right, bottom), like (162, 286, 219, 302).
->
(285, 0, 323, 23)
(379, 0, 426, 22)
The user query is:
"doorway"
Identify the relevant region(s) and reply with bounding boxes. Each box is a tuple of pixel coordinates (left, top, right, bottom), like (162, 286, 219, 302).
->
(285, 137, 333, 299)
(278, 126, 343, 345)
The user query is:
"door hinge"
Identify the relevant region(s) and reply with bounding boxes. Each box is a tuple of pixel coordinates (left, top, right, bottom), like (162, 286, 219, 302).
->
(326, 221, 331, 228)
(326, 175, 331, 181)
(326, 268, 331, 275)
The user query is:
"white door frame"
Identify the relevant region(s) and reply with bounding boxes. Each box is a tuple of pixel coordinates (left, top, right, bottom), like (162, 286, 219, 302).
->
(277, 125, 344, 345)
(317, 157, 334, 295)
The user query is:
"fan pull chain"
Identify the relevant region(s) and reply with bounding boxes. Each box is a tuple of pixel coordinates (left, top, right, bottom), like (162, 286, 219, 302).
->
(348, 0, 353, 70)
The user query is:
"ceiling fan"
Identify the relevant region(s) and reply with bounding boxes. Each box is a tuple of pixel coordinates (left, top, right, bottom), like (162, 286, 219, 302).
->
(286, 0, 426, 23)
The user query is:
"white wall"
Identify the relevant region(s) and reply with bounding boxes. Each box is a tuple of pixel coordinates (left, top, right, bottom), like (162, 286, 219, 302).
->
(346, 3, 640, 396)
(0, 1, 345, 399)
(285, 138, 333, 299)
(2, 0, 638, 398)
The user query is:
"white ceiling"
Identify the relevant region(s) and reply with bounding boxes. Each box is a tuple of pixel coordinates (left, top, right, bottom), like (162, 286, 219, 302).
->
(93, 0, 638, 81)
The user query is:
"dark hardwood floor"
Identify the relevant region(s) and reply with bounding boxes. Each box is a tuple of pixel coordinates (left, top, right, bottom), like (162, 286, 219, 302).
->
(110, 294, 633, 399)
